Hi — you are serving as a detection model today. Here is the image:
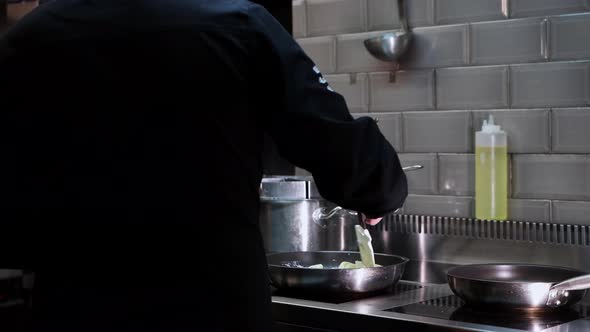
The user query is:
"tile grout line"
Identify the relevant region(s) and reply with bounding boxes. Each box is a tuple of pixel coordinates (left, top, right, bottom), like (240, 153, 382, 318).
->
(367, 71, 372, 113)
(543, 17, 550, 61)
(434, 152, 440, 195)
(431, 0, 437, 26)
(507, 65, 512, 109)
(466, 23, 472, 66)
(332, 35, 338, 75)
(303, 0, 309, 39)
(400, 111, 405, 153)
(303, 0, 308, 38)
(548, 108, 553, 153)
(362, 0, 368, 33)
(428, 0, 435, 26)
(468, 110, 474, 153)
(508, 152, 514, 200)
(433, 69, 438, 111)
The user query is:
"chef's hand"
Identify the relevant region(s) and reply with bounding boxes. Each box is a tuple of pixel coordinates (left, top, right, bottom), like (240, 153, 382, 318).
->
(362, 214, 383, 226)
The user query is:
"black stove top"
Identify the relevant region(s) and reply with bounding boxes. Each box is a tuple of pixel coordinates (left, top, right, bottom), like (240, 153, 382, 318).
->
(386, 295, 590, 331)
(272, 281, 423, 304)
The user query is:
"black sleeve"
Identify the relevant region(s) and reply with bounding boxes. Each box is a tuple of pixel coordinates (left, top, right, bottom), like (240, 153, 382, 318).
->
(248, 3, 407, 218)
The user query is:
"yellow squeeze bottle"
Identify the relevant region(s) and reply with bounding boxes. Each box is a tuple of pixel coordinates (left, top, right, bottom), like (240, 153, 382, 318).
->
(475, 115, 508, 221)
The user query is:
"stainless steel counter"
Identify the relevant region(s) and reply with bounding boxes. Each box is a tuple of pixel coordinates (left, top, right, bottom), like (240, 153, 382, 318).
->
(271, 261, 590, 332)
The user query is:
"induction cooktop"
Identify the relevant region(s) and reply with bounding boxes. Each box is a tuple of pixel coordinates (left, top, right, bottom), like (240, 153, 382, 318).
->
(386, 295, 590, 331)
(271, 281, 424, 304)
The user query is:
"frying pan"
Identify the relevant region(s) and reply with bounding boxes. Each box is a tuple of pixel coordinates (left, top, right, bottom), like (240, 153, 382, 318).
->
(447, 264, 590, 310)
(267, 251, 408, 294)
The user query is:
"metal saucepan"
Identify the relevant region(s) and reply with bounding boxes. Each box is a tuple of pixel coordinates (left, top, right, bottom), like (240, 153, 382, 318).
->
(259, 165, 422, 253)
(268, 251, 408, 294)
(447, 264, 590, 310)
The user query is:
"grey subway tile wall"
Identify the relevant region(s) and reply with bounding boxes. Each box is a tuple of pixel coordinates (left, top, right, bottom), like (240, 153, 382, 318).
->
(374, 112, 403, 151)
(400, 24, 469, 69)
(434, 0, 506, 25)
(438, 154, 475, 196)
(369, 70, 435, 112)
(403, 195, 473, 218)
(355, 112, 403, 151)
(367, 0, 401, 31)
(405, 0, 435, 27)
(552, 108, 590, 153)
(436, 65, 509, 109)
(552, 201, 590, 225)
(470, 17, 547, 65)
(306, 0, 366, 36)
(508, 199, 552, 222)
(398, 153, 439, 194)
(294, 0, 590, 224)
(510, 61, 590, 108)
(509, 0, 590, 18)
(403, 111, 472, 153)
(550, 13, 590, 61)
(325, 73, 369, 113)
(297, 36, 336, 73)
(472, 109, 550, 153)
(512, 154, 590, 200)
(292, 0, 306, 38)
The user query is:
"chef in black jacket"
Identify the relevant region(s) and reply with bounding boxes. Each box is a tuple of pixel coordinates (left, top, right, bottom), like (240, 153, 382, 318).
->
(0, 0, 407, 331)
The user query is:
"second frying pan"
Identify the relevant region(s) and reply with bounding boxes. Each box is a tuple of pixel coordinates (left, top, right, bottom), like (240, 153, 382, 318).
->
(447, 264, 590, 310)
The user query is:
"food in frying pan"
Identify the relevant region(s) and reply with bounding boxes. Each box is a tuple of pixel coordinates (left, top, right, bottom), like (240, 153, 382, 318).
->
(306, 225, 381, 269)
(306, 261, 383, 269)
(338, 261, 382, 269)
(355, 225, 375, 267)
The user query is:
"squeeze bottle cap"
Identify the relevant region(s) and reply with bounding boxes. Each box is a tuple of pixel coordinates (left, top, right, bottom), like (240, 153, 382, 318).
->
(481, 114, 502, 133)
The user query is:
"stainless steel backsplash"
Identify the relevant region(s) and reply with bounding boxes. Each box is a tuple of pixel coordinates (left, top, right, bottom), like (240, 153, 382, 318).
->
(371, 214, 590, 271)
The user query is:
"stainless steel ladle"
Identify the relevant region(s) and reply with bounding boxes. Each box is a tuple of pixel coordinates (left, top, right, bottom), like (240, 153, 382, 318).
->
(363, 0, 412, 62)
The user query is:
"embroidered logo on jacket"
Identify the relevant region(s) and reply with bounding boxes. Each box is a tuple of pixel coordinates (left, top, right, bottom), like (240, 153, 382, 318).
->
(313, 66, 334, 92)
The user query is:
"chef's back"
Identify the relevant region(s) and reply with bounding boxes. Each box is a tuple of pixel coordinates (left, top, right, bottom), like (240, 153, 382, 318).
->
(0, 1, 288, 330)
(0, 0, 407, 330)
(0, 0, 273, 264)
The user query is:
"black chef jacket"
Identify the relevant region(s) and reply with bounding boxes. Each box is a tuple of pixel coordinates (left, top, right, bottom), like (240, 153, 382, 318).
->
(0, 0, 407, 331)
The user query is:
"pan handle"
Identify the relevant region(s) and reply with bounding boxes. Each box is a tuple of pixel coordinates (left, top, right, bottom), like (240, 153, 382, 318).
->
(547, 274, 590, 307)
(550, 274, 590, 292)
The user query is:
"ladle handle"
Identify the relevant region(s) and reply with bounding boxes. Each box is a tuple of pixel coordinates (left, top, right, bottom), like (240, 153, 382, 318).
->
(402, 165, 423, 172)
(550, 274, 590, 292)
(397, 0, 409, 32)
